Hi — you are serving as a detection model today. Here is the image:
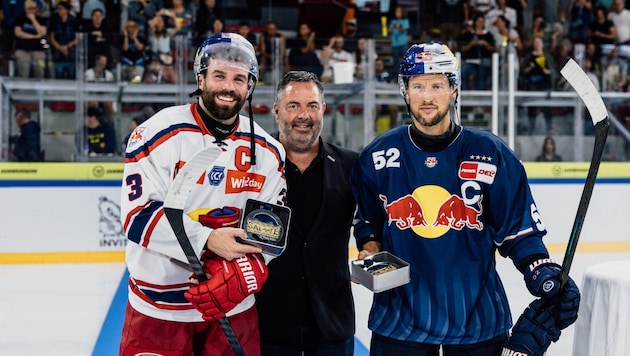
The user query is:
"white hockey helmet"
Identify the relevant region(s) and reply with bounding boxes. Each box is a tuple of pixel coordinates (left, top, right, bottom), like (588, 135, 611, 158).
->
(398, 42, 460, 98)
(192, 32, 259, 96)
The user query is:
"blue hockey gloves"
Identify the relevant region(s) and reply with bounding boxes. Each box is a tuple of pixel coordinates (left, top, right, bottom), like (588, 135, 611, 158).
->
(502, 298, 561, 356)
(555, 276, 580, 330)
(523, 258, 562, 298)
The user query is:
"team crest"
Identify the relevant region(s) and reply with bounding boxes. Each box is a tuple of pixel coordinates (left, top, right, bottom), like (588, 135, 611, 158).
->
(415, 51, 432, 62)
(129, 127, 145, 143)
(425, 157, 438, 168)
(209, 166, 225, 186)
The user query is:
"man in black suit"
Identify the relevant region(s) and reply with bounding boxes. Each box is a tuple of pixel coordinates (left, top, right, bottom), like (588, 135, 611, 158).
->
(256, 71, 358, 355)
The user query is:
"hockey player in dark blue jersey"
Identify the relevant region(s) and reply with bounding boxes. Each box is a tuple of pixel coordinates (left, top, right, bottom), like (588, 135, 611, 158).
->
(350, 42, 580, 356)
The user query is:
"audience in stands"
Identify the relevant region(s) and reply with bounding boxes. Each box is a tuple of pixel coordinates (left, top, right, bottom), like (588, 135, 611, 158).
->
(536, 135, 563, 161)
(84, 8, 114, 69)
(521, 36, 554, 133)
(120, 19, 147, 82)
(49, 0, 78, 79)
(319, 34, 355, 83)
(589, 5, 617, 67)
(259, 21, 287, 82)
(458, 13, 496, 90)
(388, 5, 409, 77)
(287, 22, 322, 77)
(85, 106, 117, 155)
(608, 0, 630, 44)
(165, 0, 194, 39)
(127, 0, 163, 39)
(13, 0, 48, 78)
(567, 0, 593, 44)
(193, 0, 220, 46)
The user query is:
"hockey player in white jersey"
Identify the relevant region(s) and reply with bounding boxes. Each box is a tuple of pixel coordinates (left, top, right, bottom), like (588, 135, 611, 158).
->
(119, 32, 287, 355)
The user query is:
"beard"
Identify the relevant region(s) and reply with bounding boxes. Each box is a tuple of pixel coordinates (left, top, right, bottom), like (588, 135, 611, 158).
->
(412, 104, 450, 128)
(279, 118, 322, 153)
(200, 89, 245, 122)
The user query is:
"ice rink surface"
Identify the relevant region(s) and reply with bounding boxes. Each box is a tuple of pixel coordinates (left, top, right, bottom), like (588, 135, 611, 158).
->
(1, 251, 629, 356)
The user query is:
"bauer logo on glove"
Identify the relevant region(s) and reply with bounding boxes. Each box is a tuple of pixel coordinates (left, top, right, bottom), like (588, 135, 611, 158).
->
(240, 199, 291, 256)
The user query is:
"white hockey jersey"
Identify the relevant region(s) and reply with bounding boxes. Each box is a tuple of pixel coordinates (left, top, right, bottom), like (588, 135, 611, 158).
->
(120, 102, 287, 322)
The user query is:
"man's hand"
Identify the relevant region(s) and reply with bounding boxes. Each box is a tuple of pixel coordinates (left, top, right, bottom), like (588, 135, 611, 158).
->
(555, 277, 580, 330)
(184, 253, 268, 321)
(199, 207, 262, 260)
(357, 240, 382, 260)
(524, 258, 562, 298)
(502, 299, 561, 356)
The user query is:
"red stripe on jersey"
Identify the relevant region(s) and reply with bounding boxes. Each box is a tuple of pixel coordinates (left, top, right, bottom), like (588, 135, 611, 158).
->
(142, 209, 164, 247)
(129, 278, 194, 311)
(123, 202, 150, 233)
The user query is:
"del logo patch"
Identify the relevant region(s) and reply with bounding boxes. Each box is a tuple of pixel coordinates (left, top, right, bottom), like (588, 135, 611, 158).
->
(225, 170, 266, 193)
(458, 161, 497, 184)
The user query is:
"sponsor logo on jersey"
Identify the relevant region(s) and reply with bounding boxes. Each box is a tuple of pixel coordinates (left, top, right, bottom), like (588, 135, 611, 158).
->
(129, 127, 145, 144)
(424, 157, 438, 168)
(381, 185, 483, 239)
(458, 161, 497, 184)
(209, 166, 225, 186)
(225, 170, 265, 193)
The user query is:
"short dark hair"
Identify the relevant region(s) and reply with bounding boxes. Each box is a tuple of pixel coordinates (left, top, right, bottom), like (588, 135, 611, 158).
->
(239, 20, 250, 27)
(275, 71, 324, 105)
(15, 108, 31, 119)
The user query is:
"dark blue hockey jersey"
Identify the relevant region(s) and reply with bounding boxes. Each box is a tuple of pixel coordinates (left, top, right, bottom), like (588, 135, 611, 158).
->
(351, 124, 550, 344)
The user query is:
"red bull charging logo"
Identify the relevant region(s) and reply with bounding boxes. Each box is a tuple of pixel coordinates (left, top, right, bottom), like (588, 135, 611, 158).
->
(380, 185, 483, 239)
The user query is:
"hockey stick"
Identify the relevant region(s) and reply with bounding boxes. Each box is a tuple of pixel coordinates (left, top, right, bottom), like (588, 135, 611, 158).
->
(558, 58, 610, 287)
(162, 145, 246, 356)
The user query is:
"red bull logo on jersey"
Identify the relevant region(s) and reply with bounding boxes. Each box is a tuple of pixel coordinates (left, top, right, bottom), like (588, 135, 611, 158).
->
(458, 161, 497, 184)
(129, 127, 145, 144)
(381, 184, 483, 239)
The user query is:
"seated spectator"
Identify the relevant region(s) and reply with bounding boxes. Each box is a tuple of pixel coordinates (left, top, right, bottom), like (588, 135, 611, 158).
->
(10, 108, 43, 162)
(13, 0, 48, 78)
(536, 136, 563, 161)
(85, 53, 114, 81)
(490, 14, 521, 70)
(85, 106, 117, 155)
(238, 20, 258, 53)
(354, 37, 372, 81)
(318, 34, 355, 83)
(343, 18, 361, 55)
(84, 8, 114, 69)
(457, 13, 496, 90)
(143, 53, 177, 83)
(120, 19, 147, 82)
(49, 0, 77, 79)
(288, 22, 323, 77)
(210, 17, 224, 35)
(601, 43, 627, 91)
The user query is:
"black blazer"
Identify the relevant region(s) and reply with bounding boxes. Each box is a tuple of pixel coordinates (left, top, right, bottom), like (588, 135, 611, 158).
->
(256, 141, 358, 343)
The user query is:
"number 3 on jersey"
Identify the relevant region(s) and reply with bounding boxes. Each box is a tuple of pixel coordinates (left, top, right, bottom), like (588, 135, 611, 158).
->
(372, 148, 401, 170)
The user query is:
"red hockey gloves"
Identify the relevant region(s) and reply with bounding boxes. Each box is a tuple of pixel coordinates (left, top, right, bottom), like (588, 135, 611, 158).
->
(184, 253, 268, 321)
(502, 298, 561, 356)
(198, 206, 241, 229)
(554, 277, 580, 330)
(523, 258, 562, 298)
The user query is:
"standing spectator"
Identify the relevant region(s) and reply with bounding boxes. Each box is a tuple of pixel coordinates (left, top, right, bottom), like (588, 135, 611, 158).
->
(11, 108, 42, 162)
(259, 21, 287, 83)
(567, 0, 593, 44)
(589, 6, 617, 67)
(210, 17, 224, 35)
(84, 8, 114, 69)
(146, 9, 180, 68)
(521, 36, 553, 133)
(119, 32, 287, 356)
(388, 5, 410, 77)
(238, 20, 258, 53)
(457, 13, 496, 90)
(350, 41, 579, 356)
(164, 0, 193, 39)
(506, 0, 528, 35)
(437, 0, 467, 48)
(1, 0, 26, 62)
(85, 106, 117, 155)
(490, 14, 521, 71)
(49, 0, 77, 79)
(80, 0, 106, 30)
(536, 0, 565, 27)
(607, 0, 630, 44)
(354, 37, 372, 81)
(193, 0, 220, 46)
(127, 0, 163, 39)
(318, 34, 355, 83)
(522, 14, 546, 51)
(120, 19, 146, 82)
(467, 0, 497, 16)
(485, 0, 517, 32)
(287, 22, 322, 77)
(342, 18, 360, 55)
(601, 43, 628, 91)
(536, 136, 563, 161)
(13, 0, 47, 78)
(256, 70, 358, 356)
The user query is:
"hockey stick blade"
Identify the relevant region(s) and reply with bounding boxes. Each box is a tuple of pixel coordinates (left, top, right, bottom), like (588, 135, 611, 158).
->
(162, 145, 245, 356)
(559, 58, 610, 287)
